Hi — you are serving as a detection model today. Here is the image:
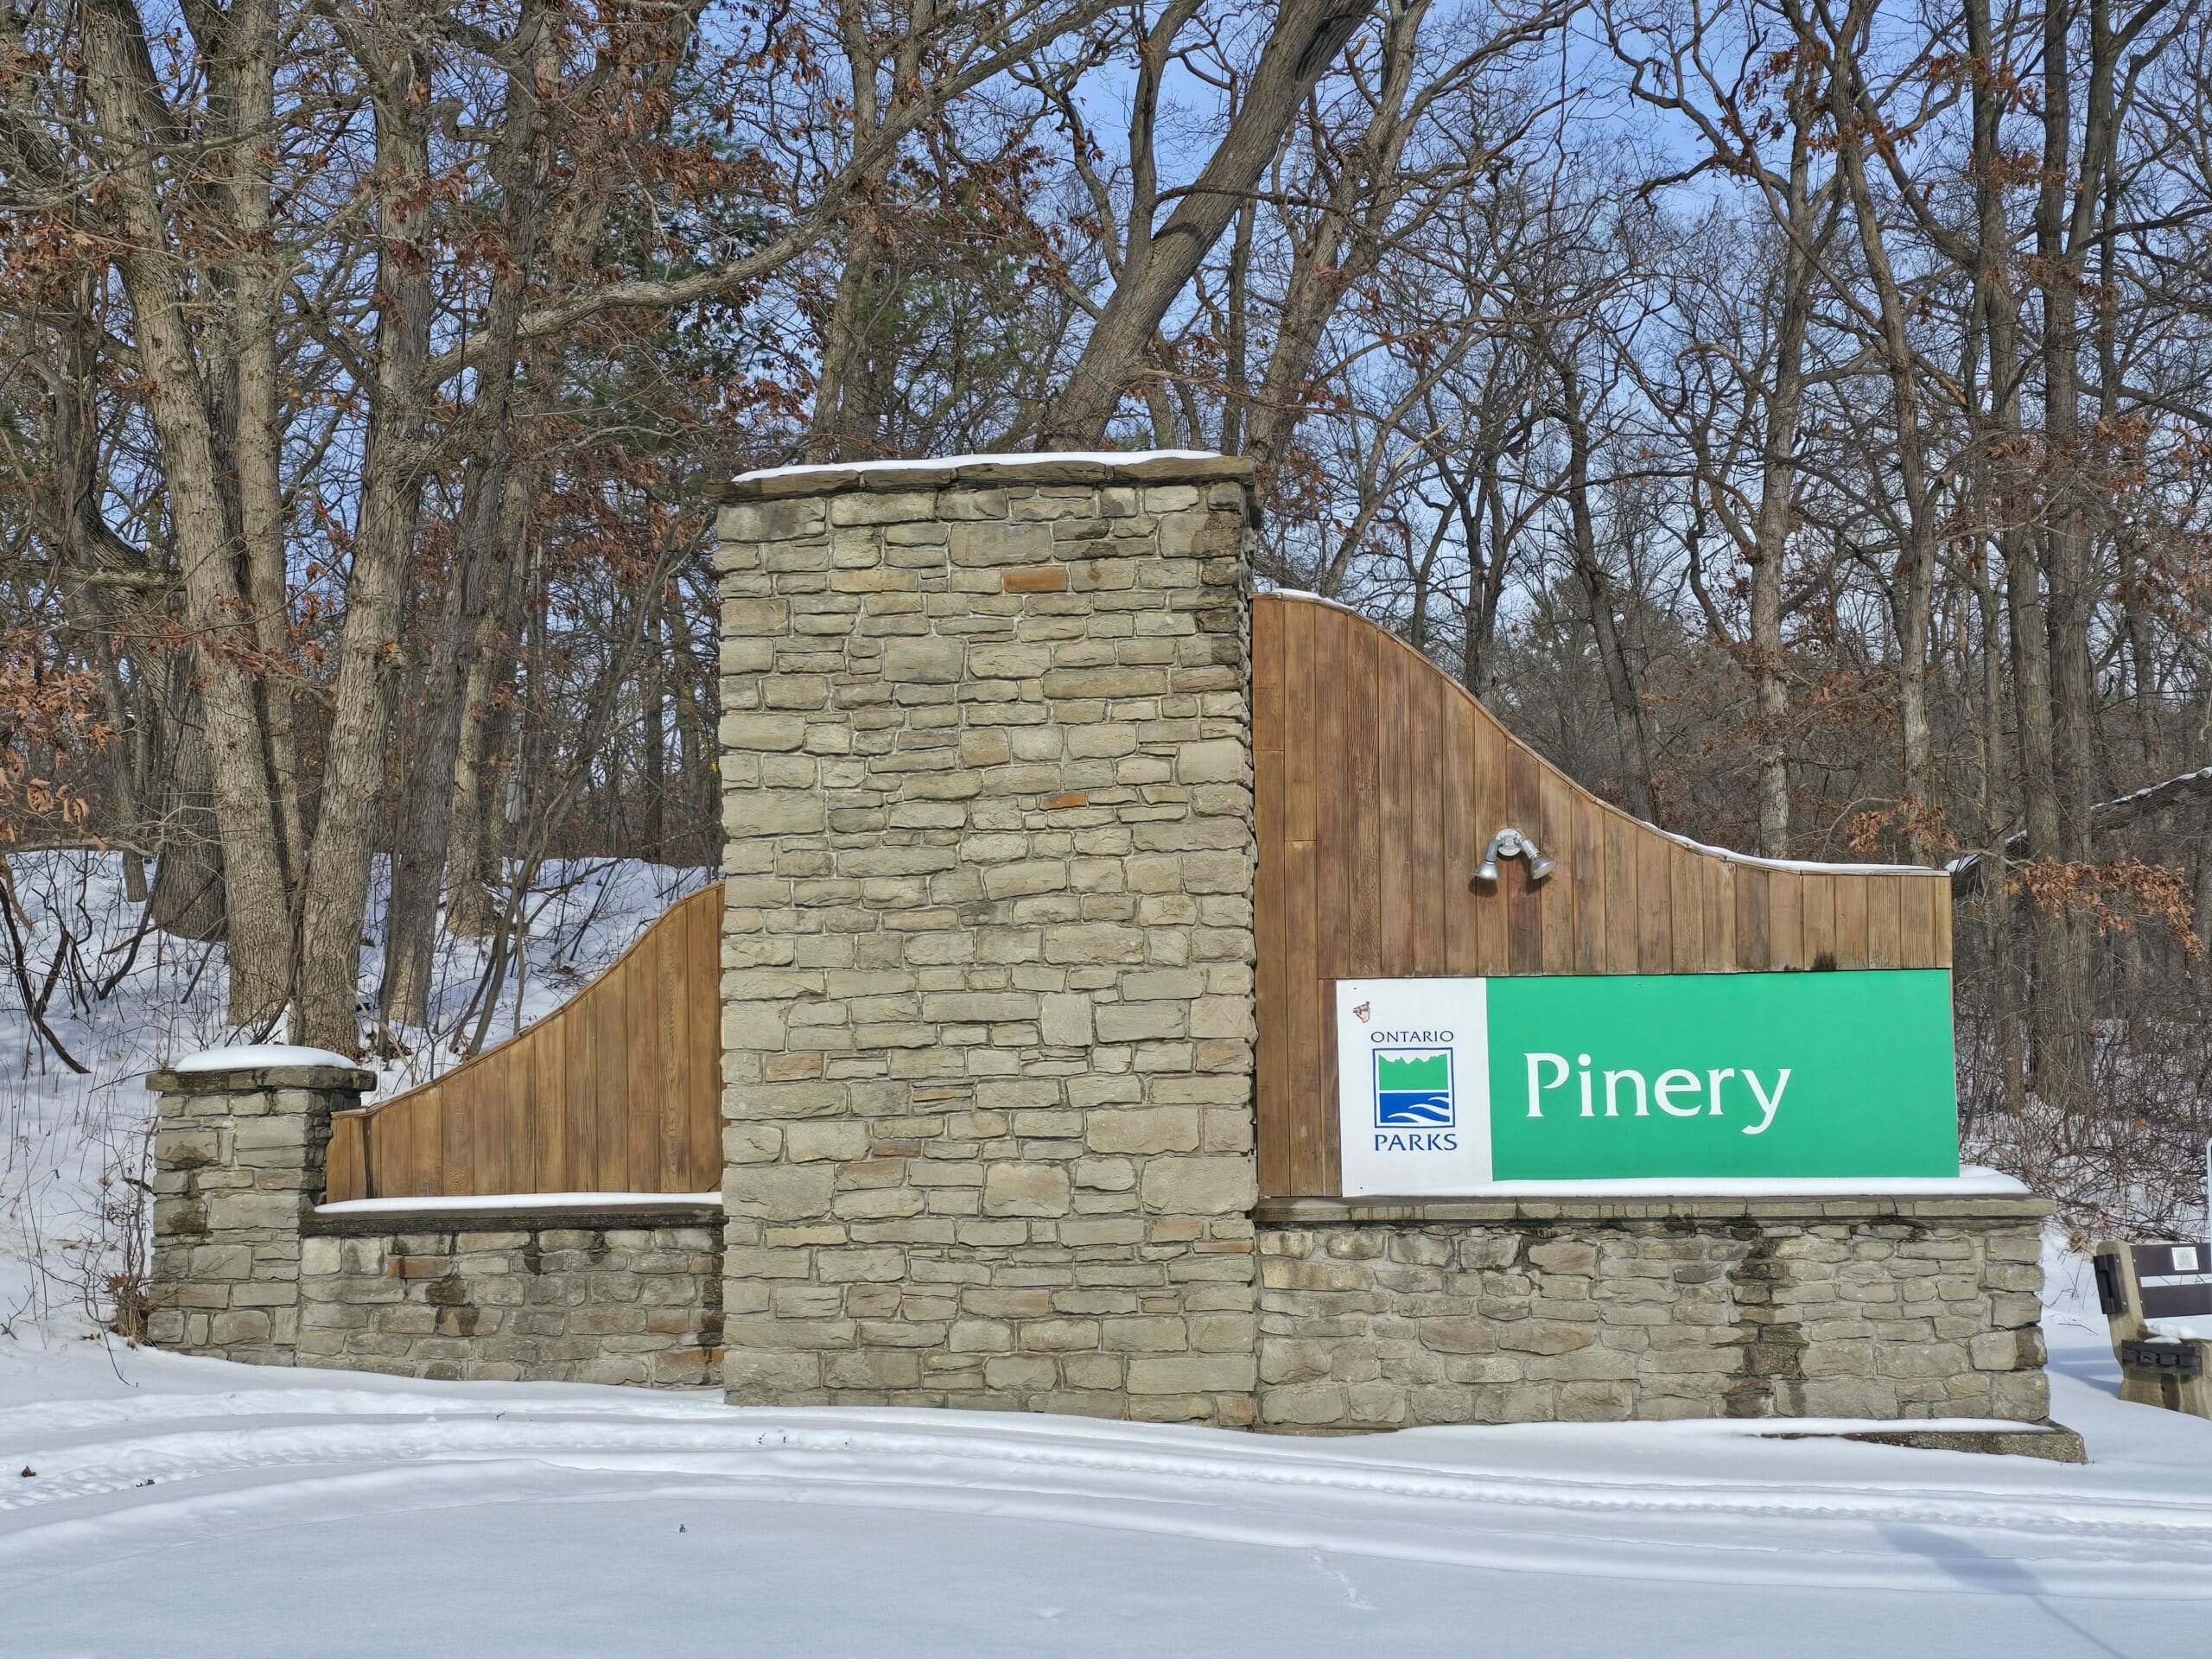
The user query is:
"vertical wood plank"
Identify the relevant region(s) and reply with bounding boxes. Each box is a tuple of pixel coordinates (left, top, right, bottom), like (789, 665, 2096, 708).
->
(1539, 767, 1575, 972)
(1285, 841, 1321, 1194)
(1471, 710, 1510, 973)
(1408, 665, 1447, 976)
(1376, 641, 1414, 976)
(532, 995, 565, 1194)
(1252, 596, 1291, 1198)
(1603, 813, 1639, 973)
(1573, 796, 1606, 974)
(1769, 870, 1803, 969)
(1636, 830, 1671, 972)
(1834, 874, 1870, 969)
(1703, 858, 1736, 974)
(1322, 613, 1375, 1195)
(1318, 969, 1342, 1198)
(1276, 599, 1321, 1195)
(596, 961, 623, 1192)
(1669, 846, 1705, 972)
(1307, 602, 1351, 1193)
(1342, 627, 1382, 983)
(1801, 873, 1837, 967)
(1310, 599, 1347, 983)
(415, 1090, 442, 1198)
(1900, 876, 1937, 969)
(1505, 741, 1545, 974)
(443, 1060, 473, 1197)
(327, 1114, 365, 1204)
(690, 888, 726, 1187)
(1440, 694, 1483, 976)
(639, 928, 663, 1191)
(659, 917, 687, 1190)
(1737, 868, 1770, 971)
(1866, 874, 1903, 969)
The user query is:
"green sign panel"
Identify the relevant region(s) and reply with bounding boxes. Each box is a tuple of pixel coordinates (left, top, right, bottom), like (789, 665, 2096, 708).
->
(1337, 970, 1960, 1194)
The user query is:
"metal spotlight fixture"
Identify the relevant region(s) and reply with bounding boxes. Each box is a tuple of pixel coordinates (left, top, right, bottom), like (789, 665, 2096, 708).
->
(1471, 827, 1554, 890)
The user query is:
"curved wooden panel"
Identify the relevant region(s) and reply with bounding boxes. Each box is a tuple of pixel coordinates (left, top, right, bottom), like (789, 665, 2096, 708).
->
(1252, 593, 1951, 1198)
(326, 883, 725, 1200)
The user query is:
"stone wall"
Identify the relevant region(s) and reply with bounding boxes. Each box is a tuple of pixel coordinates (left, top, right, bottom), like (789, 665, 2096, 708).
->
(714, 453, 1262, 1424)
(1255, 1196, 2051, 1428)
(148, 1058, 371, 1366)
(149, 1058, 724, 1386)
(299, 1207, 723, 1385)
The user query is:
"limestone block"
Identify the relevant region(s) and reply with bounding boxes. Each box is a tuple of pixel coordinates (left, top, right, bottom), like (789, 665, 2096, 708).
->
(982, 1163, 1072, 1217)
(726, 1165, 838, 1221)
(1093, 1001, 1188, 1043)
(1528, 1239, 1599, 1276)
(829, 490, 937, 526)
(1138, 1155, 1255, 1216)
(1176, 739, 1246, 785)
(1261, 1382, 1351, 1425)
(1084, 1108, 1200, 1155)
(724, 714, 809, 752)
(1127, 1354, 1257, 1395)
(881, 637, 967, 683)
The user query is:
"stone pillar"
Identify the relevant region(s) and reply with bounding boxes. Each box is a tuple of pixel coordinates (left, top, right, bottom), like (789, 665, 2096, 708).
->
(147, 1052, 373, 1366)
(715, 452, 1260, 1425)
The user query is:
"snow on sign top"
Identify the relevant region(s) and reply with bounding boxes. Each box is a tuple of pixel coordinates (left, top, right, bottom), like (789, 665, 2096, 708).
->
(315, 1192, 722, 1216)
(172, 1043, 361, 1073)
(733, 448, 1223, 486)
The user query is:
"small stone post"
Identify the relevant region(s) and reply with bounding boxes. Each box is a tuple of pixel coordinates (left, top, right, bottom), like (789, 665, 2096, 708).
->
(146, 1050, 373, 1366)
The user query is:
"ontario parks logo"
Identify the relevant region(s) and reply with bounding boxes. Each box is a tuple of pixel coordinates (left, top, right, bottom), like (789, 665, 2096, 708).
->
(1373, 1048, 1454, 1128)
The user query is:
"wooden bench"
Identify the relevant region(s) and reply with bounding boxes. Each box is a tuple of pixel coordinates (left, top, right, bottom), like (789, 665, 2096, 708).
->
(2094, 1239, 2212, 1419)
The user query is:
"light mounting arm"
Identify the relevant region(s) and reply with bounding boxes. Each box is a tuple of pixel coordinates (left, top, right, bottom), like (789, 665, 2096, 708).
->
(1471, 827, 1555, 889)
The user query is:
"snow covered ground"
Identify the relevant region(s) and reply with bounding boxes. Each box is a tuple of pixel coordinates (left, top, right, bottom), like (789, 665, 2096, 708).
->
(1, 1276, 2209, 1658)
(3, 853, 2211, 1656)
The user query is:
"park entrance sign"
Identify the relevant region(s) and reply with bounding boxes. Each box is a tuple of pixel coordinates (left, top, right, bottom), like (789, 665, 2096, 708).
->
(144, 451, 2055, 1437)
(1254, 589, 1965, 1201)
(1335, 971, 1961, 1195)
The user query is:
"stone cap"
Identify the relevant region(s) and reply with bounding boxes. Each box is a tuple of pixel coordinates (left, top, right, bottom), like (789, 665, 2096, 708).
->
(1256, 1192, 2056, 1226)
(713, 448, 1259, 503)
(149, 1058, 377, 1095)
(305, 1198, 721, 1236)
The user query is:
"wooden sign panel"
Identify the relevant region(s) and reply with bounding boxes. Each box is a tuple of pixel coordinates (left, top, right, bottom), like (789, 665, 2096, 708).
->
(1251, 592, 1954, 1199)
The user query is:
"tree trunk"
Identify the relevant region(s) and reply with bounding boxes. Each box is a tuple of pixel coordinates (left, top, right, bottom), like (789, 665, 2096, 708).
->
(1040, 0, 1379, 447)
(442, 608, 512, 939)
(148, 708, 227, 944)
(2025, 0, 2113, 1110)
(377, 453, 529, 1027)
(1243, 0, 1428, 476)
(79, 0, 294, 1025)
(221, 0, 307, 887)
(1559, 360, 1656, 819)
(643, 593, 667, 857)
(1829, 18, 1940, 861)
(293, 16, 435, 1053)
(1747, 150, 1818, 858)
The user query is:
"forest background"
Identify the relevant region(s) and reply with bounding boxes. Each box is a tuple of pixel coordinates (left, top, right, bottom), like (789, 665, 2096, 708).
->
(3, 0, 2209, 1232)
